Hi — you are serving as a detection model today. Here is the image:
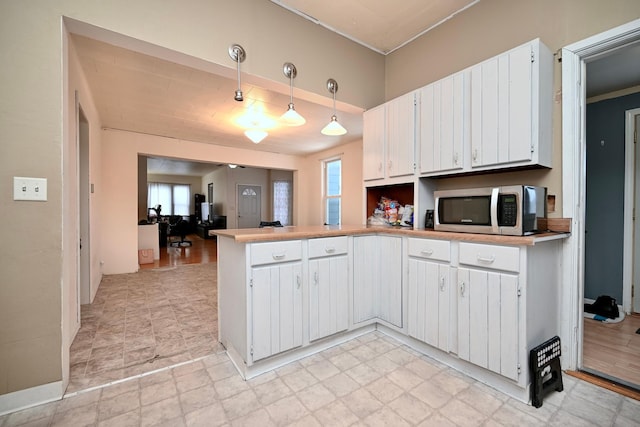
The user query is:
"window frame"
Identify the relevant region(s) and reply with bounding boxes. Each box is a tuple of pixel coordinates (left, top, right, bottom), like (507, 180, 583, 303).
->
(323, 157, 342, 226)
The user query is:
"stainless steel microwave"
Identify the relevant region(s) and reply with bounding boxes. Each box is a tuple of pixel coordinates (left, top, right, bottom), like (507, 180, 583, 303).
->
(434, 185, 547, 235)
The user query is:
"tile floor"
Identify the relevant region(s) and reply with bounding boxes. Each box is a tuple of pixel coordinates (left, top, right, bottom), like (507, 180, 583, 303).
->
(2, 331, 640, 426)
(67, 263, 221, 393)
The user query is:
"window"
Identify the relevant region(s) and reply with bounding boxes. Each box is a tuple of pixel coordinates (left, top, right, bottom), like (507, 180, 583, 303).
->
(273, 180, 292, 226)
(324, 158, 341, 225)
(148, 182, 191, 216)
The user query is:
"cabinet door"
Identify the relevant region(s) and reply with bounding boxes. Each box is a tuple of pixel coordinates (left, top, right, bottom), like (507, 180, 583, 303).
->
(408, 258, 450, 351)
(419, 71, 468, 174)
(457, 267, 519, 381)
(353, 235, 403, 328)
(386, 93, 416, 178)
(377, 236, 403, 327)
(309, 256, 349, 341)
(251, 262, 303, 362)
(470, 43, 533, 168)
(363, 105, 386, 181)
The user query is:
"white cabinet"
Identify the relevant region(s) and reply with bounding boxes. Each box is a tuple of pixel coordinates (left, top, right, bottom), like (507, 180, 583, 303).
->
(469, 39, 552, 170)
(308, 237, 349, 341)
(457, 266, 519, 381)
(353, 235, 403, 327)
(419, 70, 469, 175)
(363, 92, 416, 183)
(407, 238, 452, 352)
(363, 104, 386, 181)
(249, 240, 303, 362)
(251, 262, 303, 361)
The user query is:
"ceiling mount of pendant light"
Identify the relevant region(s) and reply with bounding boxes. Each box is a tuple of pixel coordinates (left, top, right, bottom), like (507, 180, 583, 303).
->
(228, 44, 246, 102)
(280, 62, 306, 127)
(321, 78, 347, 136)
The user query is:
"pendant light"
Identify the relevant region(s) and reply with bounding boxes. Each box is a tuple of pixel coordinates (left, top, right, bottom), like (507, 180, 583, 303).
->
(228, 44, 246, 102)
(280, 62, 306, 126)
(321, 78, 347, 136)
(244, 129, 268, 144)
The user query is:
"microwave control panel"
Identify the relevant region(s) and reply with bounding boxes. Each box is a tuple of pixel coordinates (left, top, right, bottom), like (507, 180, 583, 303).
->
(498, 194, 517, 226)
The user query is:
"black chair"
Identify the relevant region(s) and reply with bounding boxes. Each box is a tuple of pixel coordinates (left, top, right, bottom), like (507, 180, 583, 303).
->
(259, 221, 283, 228)
(169, 217, 192, 247)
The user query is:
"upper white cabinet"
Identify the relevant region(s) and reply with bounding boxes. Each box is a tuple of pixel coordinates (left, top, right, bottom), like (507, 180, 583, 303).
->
(419, 70, 470, 174)
(362, 104, 386, 181)
(469, 39, 552, 170)
(363, 92, 416, 183)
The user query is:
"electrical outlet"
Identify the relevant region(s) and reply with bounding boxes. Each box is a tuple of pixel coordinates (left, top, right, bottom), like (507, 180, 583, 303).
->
(13, 177, 47, 201)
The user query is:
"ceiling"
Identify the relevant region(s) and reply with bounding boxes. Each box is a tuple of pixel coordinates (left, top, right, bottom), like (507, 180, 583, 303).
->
(72, 1, 640, 176)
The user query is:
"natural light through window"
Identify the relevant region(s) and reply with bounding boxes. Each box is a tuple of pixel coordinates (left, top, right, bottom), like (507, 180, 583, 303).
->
(147, 183, 191, 216)
(324, 158, 341, 225)
(273, 181, 292, 226)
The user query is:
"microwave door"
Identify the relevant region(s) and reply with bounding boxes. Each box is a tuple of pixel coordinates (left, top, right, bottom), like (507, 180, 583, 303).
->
(490, 187, 500, 234)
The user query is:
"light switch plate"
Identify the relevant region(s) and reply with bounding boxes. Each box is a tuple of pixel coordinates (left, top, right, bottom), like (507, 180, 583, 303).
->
(13, 177, 47, 201)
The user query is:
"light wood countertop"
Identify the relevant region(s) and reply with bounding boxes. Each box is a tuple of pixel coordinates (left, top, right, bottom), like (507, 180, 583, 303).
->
(213, 225, 569, 246)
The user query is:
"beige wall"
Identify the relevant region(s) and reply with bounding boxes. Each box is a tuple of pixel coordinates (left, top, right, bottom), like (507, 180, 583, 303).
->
(385, 0, 640, 217)
(299, 139, 365, 226)
(2, 0, 640, 408)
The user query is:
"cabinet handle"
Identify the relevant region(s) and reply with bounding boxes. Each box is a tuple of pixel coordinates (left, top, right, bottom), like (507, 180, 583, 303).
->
(388, 160, 393, 171)
(472, 149, 478, 163)
(460, 281, 466, 296)
(476, 254, 496, 264)
(314, 271, 319, 285)
(440, 276, 446, 292)
(453, 152, 459, 165)
(378, 162, 383, 172)
(420, 249, 434, 257)
(324, 247, 336, 254)
(272, 253, 286, 260)
(297, 275, 301, 289)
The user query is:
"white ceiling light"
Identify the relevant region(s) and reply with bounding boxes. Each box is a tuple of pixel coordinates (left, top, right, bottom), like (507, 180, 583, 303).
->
(228, 44, 246, 102)
(280, 62, 306, 126)
(244, 129, 268, 144)
(321, 78, 347, 136)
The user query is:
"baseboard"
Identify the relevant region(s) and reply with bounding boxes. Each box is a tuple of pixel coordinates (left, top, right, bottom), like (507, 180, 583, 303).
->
(0, 381, 63, 416)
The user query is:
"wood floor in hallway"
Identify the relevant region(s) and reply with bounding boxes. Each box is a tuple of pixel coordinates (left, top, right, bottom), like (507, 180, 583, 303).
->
(138, 234, 217, 270)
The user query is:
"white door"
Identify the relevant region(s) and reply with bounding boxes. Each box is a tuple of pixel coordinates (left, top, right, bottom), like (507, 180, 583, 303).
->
(386, 92, 416, 178)
(458, 267, 519, 381)
(309, 256, 349, 341)
(408, 258, 450, 351)
(353, 236, 378, 323)
(363, 105, 386, 181)
(79, 106, 91, 306)
(251, 262, 303, 362)
(238, 184, 261, 228)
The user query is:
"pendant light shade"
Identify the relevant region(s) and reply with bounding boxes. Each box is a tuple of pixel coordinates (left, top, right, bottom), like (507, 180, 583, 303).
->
(321, 78, 347, 136)
(244, 129, 268, 144)
(280, 63, 306, 126)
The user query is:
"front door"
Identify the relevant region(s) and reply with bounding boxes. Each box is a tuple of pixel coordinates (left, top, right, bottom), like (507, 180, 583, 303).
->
(238, 184, 261, 228)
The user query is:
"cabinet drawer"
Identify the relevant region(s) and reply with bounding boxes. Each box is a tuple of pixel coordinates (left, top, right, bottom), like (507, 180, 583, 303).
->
(308, 236, 348, 258)
(250, 240, 302, 266)
(459, 242, 519, 273)
(408, 238, 450, 262)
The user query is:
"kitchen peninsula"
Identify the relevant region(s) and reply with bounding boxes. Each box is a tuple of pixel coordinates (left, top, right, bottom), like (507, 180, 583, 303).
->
(214, 225, 568, 404)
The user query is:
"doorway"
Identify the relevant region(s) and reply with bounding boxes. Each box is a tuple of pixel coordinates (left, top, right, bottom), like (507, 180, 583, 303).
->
(237, 184, 262, 228)
(562, 18, 640, 390)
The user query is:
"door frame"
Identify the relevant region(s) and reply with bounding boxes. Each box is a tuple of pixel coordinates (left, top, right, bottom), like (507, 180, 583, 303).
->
(624, 108, 640, 314)
(561, 18, 640, 370)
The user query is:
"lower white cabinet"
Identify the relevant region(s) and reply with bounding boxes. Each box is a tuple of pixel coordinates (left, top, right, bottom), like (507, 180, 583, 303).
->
(308, 237, 349, 341)
(457, 267, 519, 381)
(250, 262, 303, 361)
(408, 259, 451, 352)
(353, 235, 403, 327)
